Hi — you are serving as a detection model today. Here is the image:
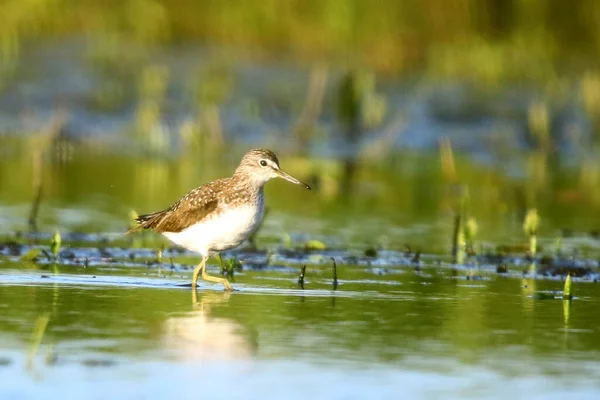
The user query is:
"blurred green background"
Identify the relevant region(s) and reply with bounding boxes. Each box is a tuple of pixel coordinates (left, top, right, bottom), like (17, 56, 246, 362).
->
(1, 0, 600, 250)
(1, 4, 600, 398)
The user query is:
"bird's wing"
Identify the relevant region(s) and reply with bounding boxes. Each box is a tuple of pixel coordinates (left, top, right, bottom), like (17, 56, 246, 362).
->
(128, 180, 224, 234)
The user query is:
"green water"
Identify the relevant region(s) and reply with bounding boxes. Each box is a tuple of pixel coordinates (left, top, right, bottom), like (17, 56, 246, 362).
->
(2, 2, 600, 397)
(2, 46, 600, 399)
(1, 135, 600, 399)
(2, 143, 599, 251)
(1, 260, 600, 399)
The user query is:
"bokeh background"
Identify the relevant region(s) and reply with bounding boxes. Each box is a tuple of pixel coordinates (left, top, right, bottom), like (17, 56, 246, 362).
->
(2, 0, 600, 250)
(2, 3, 600, 399)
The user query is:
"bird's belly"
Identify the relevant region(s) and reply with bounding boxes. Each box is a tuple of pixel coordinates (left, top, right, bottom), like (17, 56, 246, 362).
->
(163, 205, 263, 255)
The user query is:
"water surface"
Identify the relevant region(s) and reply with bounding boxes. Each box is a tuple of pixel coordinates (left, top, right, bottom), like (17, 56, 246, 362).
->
(1, 35, 600, 400)
(1, 259, 599, 399)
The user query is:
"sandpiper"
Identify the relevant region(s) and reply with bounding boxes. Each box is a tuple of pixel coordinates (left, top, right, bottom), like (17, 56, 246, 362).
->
(127, 148, 311, 290)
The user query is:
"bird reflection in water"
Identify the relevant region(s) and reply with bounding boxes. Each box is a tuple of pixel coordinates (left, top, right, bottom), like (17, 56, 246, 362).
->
(162, 291, 257, 361)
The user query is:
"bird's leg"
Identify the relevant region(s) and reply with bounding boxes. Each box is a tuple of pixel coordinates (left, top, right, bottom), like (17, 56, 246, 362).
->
(201, 254, 233, 291)
(191, 255, 208, 289)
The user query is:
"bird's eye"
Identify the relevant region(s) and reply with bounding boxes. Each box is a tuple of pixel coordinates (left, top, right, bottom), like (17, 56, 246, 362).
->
(259, 160, 268, 167)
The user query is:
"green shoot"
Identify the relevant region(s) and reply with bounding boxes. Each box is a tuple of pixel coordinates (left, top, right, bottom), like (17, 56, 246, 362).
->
(555, 237, 562, 255)
(563, 274, 572, 300)
(50, 231, 61, 260)
(464, 217, 478, 243)
(156, 246, 163, 264)
(523, 209, 539, 257)
(332, 258, 338, 290)
(452, 186, 469, 264)
(298, 265, 306, 289)
(283, 233, 292, 249)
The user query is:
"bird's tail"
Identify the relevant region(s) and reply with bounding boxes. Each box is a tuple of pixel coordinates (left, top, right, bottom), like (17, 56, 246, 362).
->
(125, 210, 168, 234)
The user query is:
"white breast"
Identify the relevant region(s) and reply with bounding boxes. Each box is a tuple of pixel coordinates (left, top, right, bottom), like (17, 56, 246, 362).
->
(163, 203, 264, 256)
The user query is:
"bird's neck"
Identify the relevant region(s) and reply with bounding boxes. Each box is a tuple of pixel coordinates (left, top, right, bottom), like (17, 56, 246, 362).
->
(229, 174, 265, 202)
(232, 169, 268, 189)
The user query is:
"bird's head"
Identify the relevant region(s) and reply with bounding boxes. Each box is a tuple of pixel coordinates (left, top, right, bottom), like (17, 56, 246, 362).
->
(234, 148, 311, 189)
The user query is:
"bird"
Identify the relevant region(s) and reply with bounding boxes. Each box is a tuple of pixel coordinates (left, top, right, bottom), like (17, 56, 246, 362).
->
(127, 148, 311, 290)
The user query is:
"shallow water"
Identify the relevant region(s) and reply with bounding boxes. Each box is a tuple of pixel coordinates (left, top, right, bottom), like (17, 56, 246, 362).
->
(1, 134, 600, 399)
(1, 39, 600, 399)
(1, 258, 600, 399)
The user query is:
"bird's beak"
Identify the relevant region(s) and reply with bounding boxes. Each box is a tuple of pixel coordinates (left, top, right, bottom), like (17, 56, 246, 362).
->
(274, 168, 311, 190)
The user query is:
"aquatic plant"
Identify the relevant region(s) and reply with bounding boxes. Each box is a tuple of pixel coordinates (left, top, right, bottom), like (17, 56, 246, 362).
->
(364, 247, 377, 257)
(523, 209, 539, 257)
(563, 274, 572, 300)
(305, 240, 327, 251)
(227, 259, 241, 279)
(292, 65, 328, 150)
(25, 113, 67, 234)
(298, 265, 306, 290)
(4, 0, 600, 84)
(219, 256, 240, 279)
(439, 137, 457, 184)
(337, 71, 364, 129)
(281, 233, 293, 249)
(528, 100, 550, 151)
(581, 70, 600, 142)
(20, 248, 41, 262)
(554, 237, 562, 256)
(190, 60, 235, 148)
(464, 217, 478, 247)
(156, 246, 163, 264)
(135, 64, 171, 153)
(336, 70, 386, 134)
(28, 147, 43, 234)
(411, 251, 421, 266)
(452, 186, 470, 265)
(50, 230, 61, 260)
(332, 258, 338, 290)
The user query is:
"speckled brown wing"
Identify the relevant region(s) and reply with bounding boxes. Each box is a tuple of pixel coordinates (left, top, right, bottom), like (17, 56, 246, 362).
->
(128, 179, 226, 234)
